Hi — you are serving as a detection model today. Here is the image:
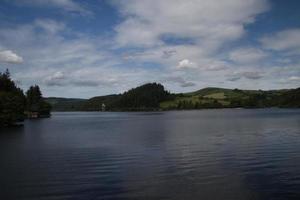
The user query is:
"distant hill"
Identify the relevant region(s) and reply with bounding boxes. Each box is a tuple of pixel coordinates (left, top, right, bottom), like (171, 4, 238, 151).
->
(160, 87, 299, 109)
(45, 83, 171, 111)
(45, 97, 86, 111)
(80, 95, 121, 111)
(45, 84, 300, 111)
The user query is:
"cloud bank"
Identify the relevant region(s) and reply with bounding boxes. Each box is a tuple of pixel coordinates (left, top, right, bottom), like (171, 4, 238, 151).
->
(0, 50, 23, 64)
(1, 0, 299, 97)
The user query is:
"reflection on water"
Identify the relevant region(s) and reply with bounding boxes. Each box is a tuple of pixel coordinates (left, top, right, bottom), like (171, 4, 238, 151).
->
(0, 109, 300, 200)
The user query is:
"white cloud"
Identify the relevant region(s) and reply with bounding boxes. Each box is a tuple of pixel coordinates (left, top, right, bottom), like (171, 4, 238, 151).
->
(163, 76, 196, 88)
(228, 71, 264, 81)
(114, 18, 161, 47)
(45, 71, 65, 86)
(288, 76, 300, 82)
(277, 75, 300, 88)
(0, 50, 23, 64)
(204, 61, 228, 71)
(2, 0, 300, 97)
(35, 19, 65, 34)
(0, 19, 125, 95)
(260, 28, 300, 54)
(111, 0, 270, 89)
(229, 47, 268, 64)
(242, 71, 264, 79)
(177, 59, 196, 69)
(51, 71, 65, 79)
(43, 68, 125, 88)
(114, 0, 269, 49)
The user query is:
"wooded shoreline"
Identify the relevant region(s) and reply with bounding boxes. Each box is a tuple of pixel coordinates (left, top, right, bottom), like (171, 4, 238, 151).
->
(0, 69, 51, 127)
(1, 69, 300, 127)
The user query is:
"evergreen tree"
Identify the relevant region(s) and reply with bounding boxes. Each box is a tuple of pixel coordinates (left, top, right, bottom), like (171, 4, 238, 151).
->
(26, 85, 51, 115)
(26, 85, 42, 112)
(0, 69, 26, 126)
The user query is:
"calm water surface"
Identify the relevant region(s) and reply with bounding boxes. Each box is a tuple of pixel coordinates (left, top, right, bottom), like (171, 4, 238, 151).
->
(1, 109, 300, 200)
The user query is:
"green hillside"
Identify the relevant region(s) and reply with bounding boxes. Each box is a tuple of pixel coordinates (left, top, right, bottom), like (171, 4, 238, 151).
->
(160, 87, 299, 110)
(45, 85, 300, 111)
(45, 97, 86, 111)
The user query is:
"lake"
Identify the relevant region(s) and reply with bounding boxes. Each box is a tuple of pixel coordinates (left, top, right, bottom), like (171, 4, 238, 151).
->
(1, 109, 300, 200)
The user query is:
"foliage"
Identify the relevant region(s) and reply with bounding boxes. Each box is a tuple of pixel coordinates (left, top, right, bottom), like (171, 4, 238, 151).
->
(46, 85, 300, 111)
(45, 97, 86, 111)
(278, 88, 300, 108)
(26, 85, 51, 115)
(0, 69, 26, 126)
(46, 83, 173, 111)
(114, 83, 171, 110)
(161, 87, 300, 110)
(82, 95, 121, 111)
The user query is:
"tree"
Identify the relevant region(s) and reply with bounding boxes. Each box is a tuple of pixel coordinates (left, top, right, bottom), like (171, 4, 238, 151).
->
(26, 85, 42, 112)
(26, 85, 51, 116)
(0, 69, 26, 126)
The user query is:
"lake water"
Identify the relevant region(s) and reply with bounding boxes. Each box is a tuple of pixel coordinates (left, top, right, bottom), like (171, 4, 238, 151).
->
(1, 109, 300, 200)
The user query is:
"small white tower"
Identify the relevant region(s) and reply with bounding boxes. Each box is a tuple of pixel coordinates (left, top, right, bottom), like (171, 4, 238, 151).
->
(101, 103, 106, 111)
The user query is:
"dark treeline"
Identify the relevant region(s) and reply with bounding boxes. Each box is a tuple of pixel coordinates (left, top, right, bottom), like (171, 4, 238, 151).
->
(113, 83, 172, 111)
(0, 69, 51, 127)
(0, 69, 26, 126)
(50, 83, 173, 111)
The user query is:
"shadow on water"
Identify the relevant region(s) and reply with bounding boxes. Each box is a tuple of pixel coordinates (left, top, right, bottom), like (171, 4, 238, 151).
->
(0, 124, 24, 134)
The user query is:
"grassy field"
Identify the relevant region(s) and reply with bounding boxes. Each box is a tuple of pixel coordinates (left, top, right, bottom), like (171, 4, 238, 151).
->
(204, 92, 226, 99)
(159, 87, 281, 109)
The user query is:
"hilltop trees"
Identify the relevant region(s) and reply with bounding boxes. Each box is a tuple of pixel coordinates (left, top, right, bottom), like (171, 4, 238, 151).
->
(278, 88, 300, 108)
(115, 83, 172, 110)
(0, 69, 26, 126)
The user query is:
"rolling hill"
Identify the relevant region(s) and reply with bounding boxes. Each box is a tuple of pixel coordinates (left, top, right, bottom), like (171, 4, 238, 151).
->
(45, 84, 300, 111)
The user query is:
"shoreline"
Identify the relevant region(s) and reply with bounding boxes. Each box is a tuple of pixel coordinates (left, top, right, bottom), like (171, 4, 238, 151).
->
(49, 107, 300, 113)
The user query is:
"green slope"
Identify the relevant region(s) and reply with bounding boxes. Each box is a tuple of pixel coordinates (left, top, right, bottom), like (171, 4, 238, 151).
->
(160, 87, 299, 110)
(45, 97, 86, 111)
(45, 85, 300, 111)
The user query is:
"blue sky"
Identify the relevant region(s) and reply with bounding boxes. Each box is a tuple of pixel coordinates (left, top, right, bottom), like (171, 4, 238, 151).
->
(0, 0, 299, 98)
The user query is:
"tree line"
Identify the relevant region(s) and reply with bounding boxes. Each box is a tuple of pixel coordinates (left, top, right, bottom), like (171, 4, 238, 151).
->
(47, 83, 173, 111)
(0, 69, 51, 127)
(81, 83, 172, 111)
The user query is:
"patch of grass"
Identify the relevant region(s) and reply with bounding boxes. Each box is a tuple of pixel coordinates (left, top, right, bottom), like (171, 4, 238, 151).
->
(204, 92, 226, 99)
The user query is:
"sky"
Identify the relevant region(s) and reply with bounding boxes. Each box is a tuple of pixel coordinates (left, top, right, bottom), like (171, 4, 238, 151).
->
(0, 0, 299, 98)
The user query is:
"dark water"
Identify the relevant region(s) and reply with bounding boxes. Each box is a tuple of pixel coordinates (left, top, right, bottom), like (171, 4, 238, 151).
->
(1, 109, 300, 200)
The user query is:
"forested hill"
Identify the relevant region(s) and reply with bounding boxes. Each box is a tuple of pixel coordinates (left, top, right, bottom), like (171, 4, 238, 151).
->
(45, 84, 300, 111)
(45, 83, 171, 111)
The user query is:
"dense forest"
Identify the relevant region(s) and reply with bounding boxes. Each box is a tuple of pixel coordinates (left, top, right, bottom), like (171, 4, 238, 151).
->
(112, 83, 172, 111)
(45, 84, 300, 111)
(46, 83, 172, 111)
(0, 69, 51, 127)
